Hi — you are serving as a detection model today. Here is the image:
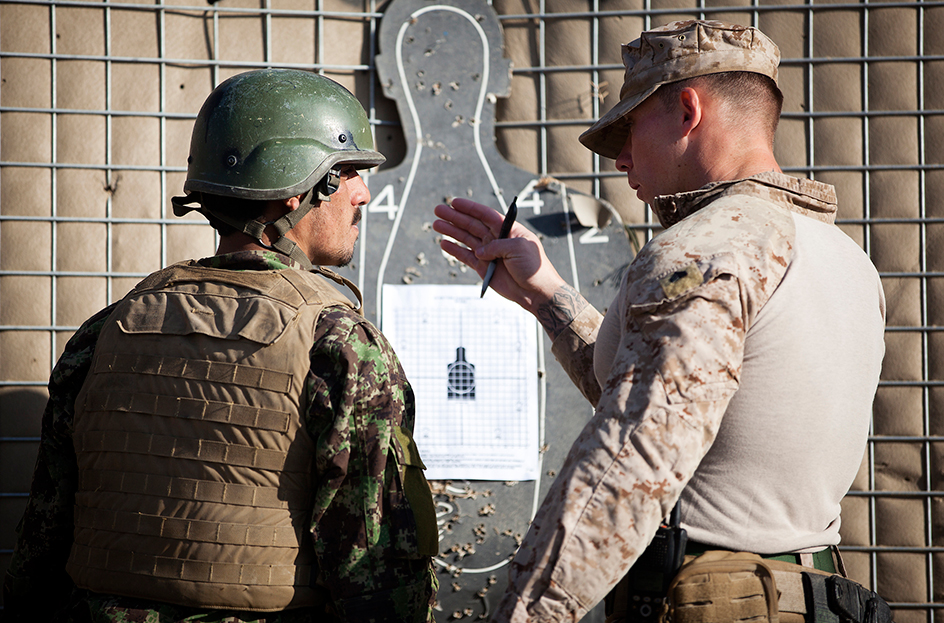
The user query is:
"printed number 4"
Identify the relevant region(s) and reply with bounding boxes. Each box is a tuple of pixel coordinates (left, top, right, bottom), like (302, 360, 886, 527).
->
(368, 184, 398, 220)
(514, 180, 545, 215)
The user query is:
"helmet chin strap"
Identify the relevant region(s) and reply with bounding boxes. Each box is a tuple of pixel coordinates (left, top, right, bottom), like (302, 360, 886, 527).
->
(246, 205, 315, 270)
(203, 195, 315, 270)
(201, 170, 342, 271)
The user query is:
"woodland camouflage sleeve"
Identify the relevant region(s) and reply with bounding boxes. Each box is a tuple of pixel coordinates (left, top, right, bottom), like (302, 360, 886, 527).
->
(3, 304, 115, 621)
(307, 307, 437, 623)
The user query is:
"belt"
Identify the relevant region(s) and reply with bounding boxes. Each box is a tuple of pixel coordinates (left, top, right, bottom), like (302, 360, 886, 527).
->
(686, 541, 837, 573)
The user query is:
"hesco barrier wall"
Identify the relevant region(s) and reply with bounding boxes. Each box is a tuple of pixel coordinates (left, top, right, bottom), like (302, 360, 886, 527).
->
(2, 1, 942, 621)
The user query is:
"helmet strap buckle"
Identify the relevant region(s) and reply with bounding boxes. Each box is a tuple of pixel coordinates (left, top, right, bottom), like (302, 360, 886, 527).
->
(312, 169, 342, 204)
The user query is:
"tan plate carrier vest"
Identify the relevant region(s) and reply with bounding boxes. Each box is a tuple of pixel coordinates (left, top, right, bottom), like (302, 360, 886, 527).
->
(66, 261, 356, 612)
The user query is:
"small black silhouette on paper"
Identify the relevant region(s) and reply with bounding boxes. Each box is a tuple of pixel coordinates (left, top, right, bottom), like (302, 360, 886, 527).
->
(447, 347, 475, 400)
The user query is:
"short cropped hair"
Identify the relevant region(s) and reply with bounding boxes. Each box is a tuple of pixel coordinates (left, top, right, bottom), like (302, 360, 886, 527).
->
(656, 71, 783, 145)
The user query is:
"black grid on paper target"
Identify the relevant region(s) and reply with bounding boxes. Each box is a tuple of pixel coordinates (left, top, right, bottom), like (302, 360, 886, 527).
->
(390, 303, 531, 449)
(447, 346, 475, 399)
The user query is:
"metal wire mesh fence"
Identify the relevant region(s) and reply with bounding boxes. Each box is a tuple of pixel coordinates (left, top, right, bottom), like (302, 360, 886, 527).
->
(1, 1, 941, 619)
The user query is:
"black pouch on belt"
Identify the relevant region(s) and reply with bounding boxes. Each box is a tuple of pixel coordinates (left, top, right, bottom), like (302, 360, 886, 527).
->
(605, 504, 688, 623)
(802, 573, 893, 623)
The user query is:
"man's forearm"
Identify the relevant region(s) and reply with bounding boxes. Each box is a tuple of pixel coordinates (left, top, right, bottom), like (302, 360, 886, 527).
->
(535, 283, 590, 341)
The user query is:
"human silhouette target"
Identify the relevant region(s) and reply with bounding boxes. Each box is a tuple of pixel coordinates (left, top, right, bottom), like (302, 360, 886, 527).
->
(447, 347, 475, 400)
(332, 0, 629, 619)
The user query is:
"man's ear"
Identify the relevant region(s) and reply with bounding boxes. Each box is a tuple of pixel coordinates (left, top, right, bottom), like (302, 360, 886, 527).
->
(678, 87, 703, 138)
(283, 194, 305, 211)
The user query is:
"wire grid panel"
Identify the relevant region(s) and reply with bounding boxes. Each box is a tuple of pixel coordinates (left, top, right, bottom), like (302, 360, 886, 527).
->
(1, 0, 942, 620)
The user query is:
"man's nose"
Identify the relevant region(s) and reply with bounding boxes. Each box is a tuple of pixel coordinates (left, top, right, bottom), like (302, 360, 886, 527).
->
(615, 136, 633, 172)
(351, 175, 371, 205)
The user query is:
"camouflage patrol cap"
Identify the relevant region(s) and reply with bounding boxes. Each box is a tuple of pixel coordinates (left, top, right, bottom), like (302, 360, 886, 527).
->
(579, 20, 782, 160)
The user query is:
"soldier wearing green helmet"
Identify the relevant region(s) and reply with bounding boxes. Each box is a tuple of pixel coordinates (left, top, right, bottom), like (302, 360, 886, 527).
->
(5, 69, 439, 623)
(172, 68, 387, 270)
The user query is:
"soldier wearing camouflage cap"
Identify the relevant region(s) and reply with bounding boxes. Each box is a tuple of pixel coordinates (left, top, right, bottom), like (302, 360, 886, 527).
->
(433, 20, 889, 623)
(5, 69, 439, 622)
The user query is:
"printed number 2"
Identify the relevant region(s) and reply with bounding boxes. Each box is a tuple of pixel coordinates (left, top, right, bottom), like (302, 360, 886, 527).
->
(579, 227, 609, 244)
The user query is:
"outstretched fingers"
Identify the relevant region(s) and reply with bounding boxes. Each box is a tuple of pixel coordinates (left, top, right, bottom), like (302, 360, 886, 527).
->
(433, 199, 508, 263)
(439, 237, 485, 276)
(432, 205, 488, 275)
(432, 214, 481, 254)
(433, 197, 570, 316)
(436, 199, 506, 238)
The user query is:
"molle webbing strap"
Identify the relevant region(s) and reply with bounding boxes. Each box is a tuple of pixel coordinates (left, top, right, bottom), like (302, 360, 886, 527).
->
(667, 552, 780, 623)
(73, 430, 306, 472)
(69, 544, 310, 587)
(133, 261, 307, 303)
(83, 390, 291, 432)
(73, 506, 303, 547)
(67, 264, 337, 610)
(92, 353, 294, 394)
(135, 259, 359, 312)
(79, 469, 293, 509)
(665, 550, 889, 623)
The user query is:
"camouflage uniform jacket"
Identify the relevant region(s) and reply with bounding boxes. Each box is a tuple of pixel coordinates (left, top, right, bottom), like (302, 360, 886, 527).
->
(4, 250, 438, 623)
(494, 172, 885, 622)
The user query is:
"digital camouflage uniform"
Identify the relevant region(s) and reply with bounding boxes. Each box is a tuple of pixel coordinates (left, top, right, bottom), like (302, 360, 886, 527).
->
(494, 172, 885, 622)
(4, 250, 438, 623)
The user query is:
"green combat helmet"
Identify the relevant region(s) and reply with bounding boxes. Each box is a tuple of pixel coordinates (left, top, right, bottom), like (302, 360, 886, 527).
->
(172, 68, 385, 268)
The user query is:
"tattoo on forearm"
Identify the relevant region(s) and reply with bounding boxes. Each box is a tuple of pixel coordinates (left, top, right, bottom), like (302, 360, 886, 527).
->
(536, 284, 588, 340)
